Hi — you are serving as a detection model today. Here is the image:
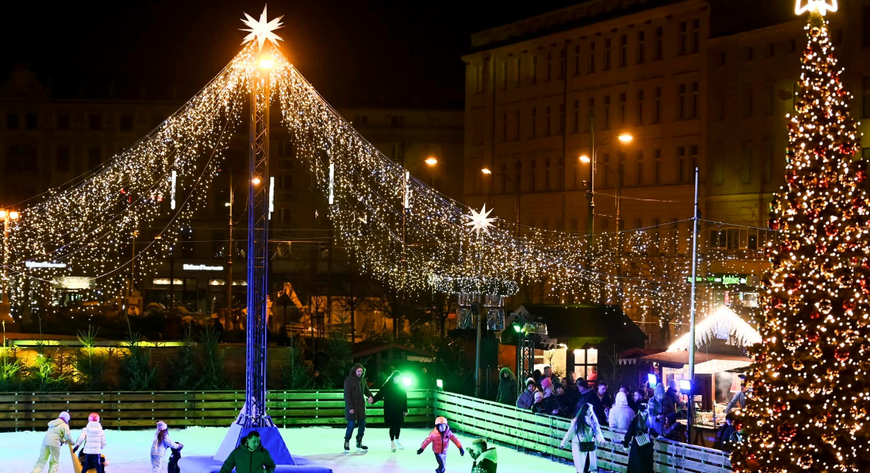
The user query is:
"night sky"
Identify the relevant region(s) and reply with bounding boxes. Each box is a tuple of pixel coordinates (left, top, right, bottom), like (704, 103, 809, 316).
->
(2, 0, 790, 109)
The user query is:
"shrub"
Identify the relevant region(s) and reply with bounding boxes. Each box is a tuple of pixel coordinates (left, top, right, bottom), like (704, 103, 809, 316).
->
(167, 326, 197, 390)
(281, 338, 314, 390)
(120, 322, 156, 390)
(196, 325, 227, 390)
(75, 326, 109, 390)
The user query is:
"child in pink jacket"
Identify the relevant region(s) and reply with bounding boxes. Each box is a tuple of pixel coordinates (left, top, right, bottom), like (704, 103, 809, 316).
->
(417, 416, 464, 473)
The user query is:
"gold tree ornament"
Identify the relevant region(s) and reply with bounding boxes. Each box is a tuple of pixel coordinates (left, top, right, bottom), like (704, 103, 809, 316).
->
(795, 0, 838, 16)
(241, 5, 285, 51)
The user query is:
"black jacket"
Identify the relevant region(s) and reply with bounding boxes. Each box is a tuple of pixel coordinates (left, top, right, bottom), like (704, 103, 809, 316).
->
(372, 371, 408, 424)
(344, 363, 374, 421)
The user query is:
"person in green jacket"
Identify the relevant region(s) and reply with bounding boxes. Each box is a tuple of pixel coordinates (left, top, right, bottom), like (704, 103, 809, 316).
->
(219, 432, 276, 473)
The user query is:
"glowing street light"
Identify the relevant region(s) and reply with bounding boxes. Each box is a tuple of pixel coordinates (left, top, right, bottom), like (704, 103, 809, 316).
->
(252, 177, 262, 186)
(259, 58, 275, 70)
(617, 133, 634, 143)
(578, 155, 591, 164)
(481, 168, 492, 175)
(425, 157, 438, 166)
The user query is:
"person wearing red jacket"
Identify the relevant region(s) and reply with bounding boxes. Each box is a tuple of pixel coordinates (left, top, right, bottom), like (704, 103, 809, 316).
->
(417, 416, 464, 473)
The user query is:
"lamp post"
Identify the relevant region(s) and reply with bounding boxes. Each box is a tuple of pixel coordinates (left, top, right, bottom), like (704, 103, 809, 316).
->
(1, 209, 19, 341)
(579, 133, 632, 302)
(481, 168, 520, 237)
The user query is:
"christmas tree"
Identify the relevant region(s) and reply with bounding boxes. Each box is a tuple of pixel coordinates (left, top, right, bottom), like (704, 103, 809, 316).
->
(731, 5, 870, 473)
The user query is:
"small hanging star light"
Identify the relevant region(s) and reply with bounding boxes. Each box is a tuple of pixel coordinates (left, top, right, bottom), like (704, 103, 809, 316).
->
(465, 204, 496, 235)
(241, 5, 285, 51)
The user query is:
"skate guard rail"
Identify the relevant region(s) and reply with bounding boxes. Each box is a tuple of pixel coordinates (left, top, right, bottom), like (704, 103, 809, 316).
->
(0, 389, 434, 431)
(433, 391, 733, 473)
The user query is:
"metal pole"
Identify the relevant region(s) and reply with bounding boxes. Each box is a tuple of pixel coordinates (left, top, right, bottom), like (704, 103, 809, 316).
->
(475, 300, 482, 398)
(227, 175, 234, 317)
(687, 166, 700, 440)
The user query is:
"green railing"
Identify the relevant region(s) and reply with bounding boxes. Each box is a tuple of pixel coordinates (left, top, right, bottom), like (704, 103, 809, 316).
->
(433, 391, 733, 473)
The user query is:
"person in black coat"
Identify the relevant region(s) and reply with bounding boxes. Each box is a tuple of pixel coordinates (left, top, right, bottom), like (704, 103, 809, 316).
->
(622, 405, 657, 473)
(372, 370, 409, 452)
(344, 363, 374, 453)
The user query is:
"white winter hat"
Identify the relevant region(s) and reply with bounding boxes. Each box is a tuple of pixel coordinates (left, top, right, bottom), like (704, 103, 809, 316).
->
(156, 421, 168, 431)
(58, 411, 70, 423)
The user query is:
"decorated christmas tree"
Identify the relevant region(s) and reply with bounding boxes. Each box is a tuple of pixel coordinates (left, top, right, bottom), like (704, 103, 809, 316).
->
(731, 3, 870, 472)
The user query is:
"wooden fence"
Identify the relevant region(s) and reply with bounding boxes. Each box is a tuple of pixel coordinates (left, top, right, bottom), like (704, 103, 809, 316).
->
(433, 391, 733, 473)
(0, 390, 434, 431)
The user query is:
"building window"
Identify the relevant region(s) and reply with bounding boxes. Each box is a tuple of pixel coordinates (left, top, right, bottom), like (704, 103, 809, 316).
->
(862, 78, 870, 118)
(545, 158, 551, 190)
(744, 47, 753, 62)
(57, 113, 70, 130)
(654, 150, 661, 184)
(546, 106, 552, 136)
(655, 27, 663, 60)
(603, 95, 610, 128)
(573, 100, 580, 133)
(717, 51, 726, 66)
(618, 152, 626, 187)
(6, 144, 37, 170)
(515, 110, 521, 140)
(636, 150, 644, 185)
(637, 31, 646, 64)
(390, 116, 405, 127)
(558, 157, 564, 190)
(353, 115, 368, 126)
(572, 350, 599, 383)
(677, 146, 686, 183)
(620, 92, 627, 126)
(864, 6, 870, 47)
(715, 88, 726, 121)
(690, 145, 698, 175)
(691, 82, 699, 118)
(588, 97, 595, 130)
(6, 113, 19, 129)
(766, 42, 775, 58)
(574, 45, 581, 76)
(25, 113, 37, 130)
(636, 89, 644, 125)
(559, 104, 565, 135)
(604, 39, 611, 70)
(692, 19, 700, 53)
(679, 21, 688, 55)
(530, 159, 536, 191)
(589, 41, 596, 73)
(559, 49, 566, 79)
(654, 87, 662, 123)
(88, 147, 101, 170)
(502, 112, 508, 141)
(547, 52, 552, 81)
(789, 38, 797, 54)
(678, 84, 687, 120)
(620, 35, 627, 67)
(603, 154, 610, 187)
(531, 108, 537, 138)
(56, 147, 70, 172)
(742, 85, 753, 118)
(532, 55, 538, 84)
(120, 114, 134, 131)
(89, 114, 102, 131)
(502, 61, 508, 90)
(500, 163, 508, 193)
(516, 57, 522, 87)
(515, 160, 522, 191)
(740, 142, 753, 185)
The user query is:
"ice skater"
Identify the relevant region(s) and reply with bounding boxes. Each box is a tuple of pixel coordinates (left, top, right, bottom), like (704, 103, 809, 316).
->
(469, 439, 497, 473)
(417, 416, 464, 473)
(74, 413, 107, 473)
(372, 370, 409, 452)
(343, 363, 374, 453)
(150, 421, 182, 473)
(560, 403, 606, 473)
(32, 411, 75, 473)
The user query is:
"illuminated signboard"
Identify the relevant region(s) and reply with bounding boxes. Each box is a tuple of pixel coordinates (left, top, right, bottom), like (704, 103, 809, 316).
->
(685, 274, 749, 286)
(183, 264, 224, 271)
(25, 261, 68, 269)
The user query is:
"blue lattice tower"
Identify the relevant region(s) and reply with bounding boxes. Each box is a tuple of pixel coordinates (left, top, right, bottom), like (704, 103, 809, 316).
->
(214, 49, 294, 464)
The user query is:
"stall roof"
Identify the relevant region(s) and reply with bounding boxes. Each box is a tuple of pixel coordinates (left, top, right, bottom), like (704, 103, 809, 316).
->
(668, 306, 761, 352)
(351, 341, 435, 360)
(513, 304, 646, 343)
(639, 351, 751, 374)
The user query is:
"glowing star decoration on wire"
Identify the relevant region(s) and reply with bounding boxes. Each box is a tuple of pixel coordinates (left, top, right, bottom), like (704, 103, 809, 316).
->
(795, 0, 838, 16)
(465, 204, 496, 235)
(240, 5, 285, 52)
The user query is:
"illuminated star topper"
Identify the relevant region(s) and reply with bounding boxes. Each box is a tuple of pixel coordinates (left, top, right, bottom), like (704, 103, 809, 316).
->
(465, 204, 496, 235)
(795, 0, 838, 16)
(241, 5, 285, 51)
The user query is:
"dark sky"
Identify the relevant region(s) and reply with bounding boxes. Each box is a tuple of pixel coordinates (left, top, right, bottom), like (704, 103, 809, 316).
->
(2, 0, 789, 109)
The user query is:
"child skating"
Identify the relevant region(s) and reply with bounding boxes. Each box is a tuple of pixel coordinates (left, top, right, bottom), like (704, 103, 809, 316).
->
(32, 411, 75, 473)
(74, 413, 106, 473)
(417, 416, 464, 473)
(151, 421, 182, 473)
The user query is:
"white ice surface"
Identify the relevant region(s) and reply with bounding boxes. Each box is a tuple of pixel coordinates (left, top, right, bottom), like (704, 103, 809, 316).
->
(1, 426, 573, 473)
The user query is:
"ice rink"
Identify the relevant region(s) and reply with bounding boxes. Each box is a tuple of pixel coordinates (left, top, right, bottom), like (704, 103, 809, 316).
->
(2, 426, 574, 473)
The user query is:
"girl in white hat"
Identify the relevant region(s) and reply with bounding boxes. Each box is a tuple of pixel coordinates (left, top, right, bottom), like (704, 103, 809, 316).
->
(150, 421, 181, 473)
(32, 411, 74, 473)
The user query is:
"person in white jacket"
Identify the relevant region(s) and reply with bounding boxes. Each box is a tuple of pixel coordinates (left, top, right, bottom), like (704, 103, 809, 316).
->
(151, 421, 182, 473)
(74, 413, 106, 473)
(608, 391, 636, 432)
(32, 411, 74, 473)
(560, 403, 606, 473)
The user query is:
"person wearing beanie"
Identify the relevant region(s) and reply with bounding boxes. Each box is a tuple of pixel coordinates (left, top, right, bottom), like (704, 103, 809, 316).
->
(151, 421, 182, 473)
(74, 413, 106, 473)
(647, 384, 674, 436)
(417, 416, 463, 473)
(32, 411, 74, 473)
(540, 376, 554, 397)
(515, 377, 537, 409)
(469, 438, 497, 473)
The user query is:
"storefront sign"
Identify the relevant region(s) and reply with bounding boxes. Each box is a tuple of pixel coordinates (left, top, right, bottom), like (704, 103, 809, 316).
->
(685, 274, 749, 286)
(26, 261, 67, 269)
(183, 264, 224, 271)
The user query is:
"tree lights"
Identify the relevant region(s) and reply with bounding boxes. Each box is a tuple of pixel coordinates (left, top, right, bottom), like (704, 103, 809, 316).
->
(731, 8, 870, 472)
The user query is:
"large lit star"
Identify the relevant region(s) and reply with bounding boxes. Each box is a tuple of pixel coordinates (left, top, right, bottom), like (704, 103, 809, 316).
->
(241, 5, 285, 51)
(795, 0, 838, 16)
(465, 204, 496, 235)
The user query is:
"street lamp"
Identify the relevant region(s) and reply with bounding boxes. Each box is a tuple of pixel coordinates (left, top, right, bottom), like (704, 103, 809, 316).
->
(579, 132, 633, 237)
(481, 167, 520, 237)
